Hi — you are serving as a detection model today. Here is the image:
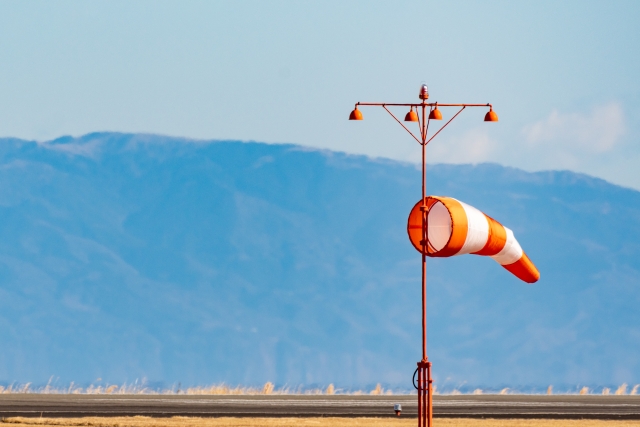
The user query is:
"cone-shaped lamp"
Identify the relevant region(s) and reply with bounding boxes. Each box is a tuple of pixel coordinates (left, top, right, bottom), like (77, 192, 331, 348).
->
(429, 107, 442, 120)
(349, 107, 363, 120)
(484, 108, 498, 122)
(404, 109, 419, 122)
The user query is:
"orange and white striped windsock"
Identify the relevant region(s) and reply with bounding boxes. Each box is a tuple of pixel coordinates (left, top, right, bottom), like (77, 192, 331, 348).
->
(407, 196, 540, 283)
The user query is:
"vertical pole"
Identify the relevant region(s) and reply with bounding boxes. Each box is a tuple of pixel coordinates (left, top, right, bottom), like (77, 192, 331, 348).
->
(421, 103, 427, 362)
(417, 101, 432, 427)
(425, 102, 433, 427)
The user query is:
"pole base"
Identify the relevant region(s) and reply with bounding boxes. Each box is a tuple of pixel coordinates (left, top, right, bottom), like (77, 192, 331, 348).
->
(417, 360, 433, 427)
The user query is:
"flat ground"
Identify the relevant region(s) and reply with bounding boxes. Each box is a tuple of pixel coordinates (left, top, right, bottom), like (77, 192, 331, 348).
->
(3, 395, 640, 419)
(2, 417, 640, 427)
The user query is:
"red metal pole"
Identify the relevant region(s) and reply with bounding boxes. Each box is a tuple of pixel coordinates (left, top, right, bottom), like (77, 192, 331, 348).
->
(421, 102, 427, 362)
(417, 101, 433, 427)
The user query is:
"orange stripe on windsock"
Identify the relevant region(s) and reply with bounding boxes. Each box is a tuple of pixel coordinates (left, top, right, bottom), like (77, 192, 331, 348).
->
(502, 252, 540, 283)
(473, 215, 507, 256)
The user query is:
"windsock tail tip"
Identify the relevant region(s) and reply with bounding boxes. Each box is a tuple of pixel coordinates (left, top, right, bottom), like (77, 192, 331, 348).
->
(503, 252, 540, 284)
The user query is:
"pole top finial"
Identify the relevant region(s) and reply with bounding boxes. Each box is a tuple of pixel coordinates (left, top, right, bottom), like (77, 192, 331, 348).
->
(419, 84, 429, 100)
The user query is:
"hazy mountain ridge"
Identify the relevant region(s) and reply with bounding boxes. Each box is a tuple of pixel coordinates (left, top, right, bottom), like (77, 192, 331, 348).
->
(0, 133, 638, 391)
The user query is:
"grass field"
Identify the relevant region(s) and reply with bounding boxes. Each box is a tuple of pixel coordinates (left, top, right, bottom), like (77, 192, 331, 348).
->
(2, 418, 640, 427)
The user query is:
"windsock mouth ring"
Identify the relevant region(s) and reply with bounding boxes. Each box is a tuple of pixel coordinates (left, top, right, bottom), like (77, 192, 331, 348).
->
(406, 197, 464, 257)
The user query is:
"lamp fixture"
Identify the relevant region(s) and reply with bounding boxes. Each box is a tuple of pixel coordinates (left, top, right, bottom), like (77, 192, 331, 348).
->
(349, 107, 363, 120)
(405, 108, 419, 122)
(419, 84, 429, 100)
(429, 107, 442, 120)
(484, 108, 498, 122)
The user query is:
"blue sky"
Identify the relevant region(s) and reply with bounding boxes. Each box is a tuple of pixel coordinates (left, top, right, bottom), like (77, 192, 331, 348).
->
(1, 1, 639, 189)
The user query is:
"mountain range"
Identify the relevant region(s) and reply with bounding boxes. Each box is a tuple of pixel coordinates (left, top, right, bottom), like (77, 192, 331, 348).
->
(0, 132, 639, 392)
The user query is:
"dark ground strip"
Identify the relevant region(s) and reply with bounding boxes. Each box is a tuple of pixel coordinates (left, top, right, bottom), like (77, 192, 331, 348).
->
(1, 395, 639, 420)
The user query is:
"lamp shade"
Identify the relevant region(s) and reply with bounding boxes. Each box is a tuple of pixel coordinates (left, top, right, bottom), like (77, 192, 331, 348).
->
(429, 108, 442, 120)
(349, 108, 363, 120)
(404, 109, 419, 122)
(484, 109, 498, 122)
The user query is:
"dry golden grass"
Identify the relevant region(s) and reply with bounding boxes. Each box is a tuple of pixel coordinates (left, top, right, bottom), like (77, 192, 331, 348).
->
(2, 382, 640, 396)
(2, 417, 640, 427)
(615, 384, 627, 395)
(0, 383, 404, 397)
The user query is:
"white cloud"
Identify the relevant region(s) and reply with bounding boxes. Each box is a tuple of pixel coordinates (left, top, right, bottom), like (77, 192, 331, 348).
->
(39, 139, 103, 159)
(427, 127, 499, 164)
(523, 103, 625, 154)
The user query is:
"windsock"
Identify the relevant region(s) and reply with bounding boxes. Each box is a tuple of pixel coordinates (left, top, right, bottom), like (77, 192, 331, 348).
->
(407, 196, 540, 283)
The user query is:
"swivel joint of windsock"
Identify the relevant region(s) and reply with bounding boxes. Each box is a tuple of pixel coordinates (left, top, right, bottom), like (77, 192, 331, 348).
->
(407, 196, 540, 283)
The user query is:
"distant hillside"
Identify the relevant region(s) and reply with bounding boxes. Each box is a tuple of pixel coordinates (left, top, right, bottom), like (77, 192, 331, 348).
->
(0, 133, 638, 391)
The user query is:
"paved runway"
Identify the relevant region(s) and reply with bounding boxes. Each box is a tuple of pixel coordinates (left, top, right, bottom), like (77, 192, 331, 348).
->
(1, 394, 639, 419)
